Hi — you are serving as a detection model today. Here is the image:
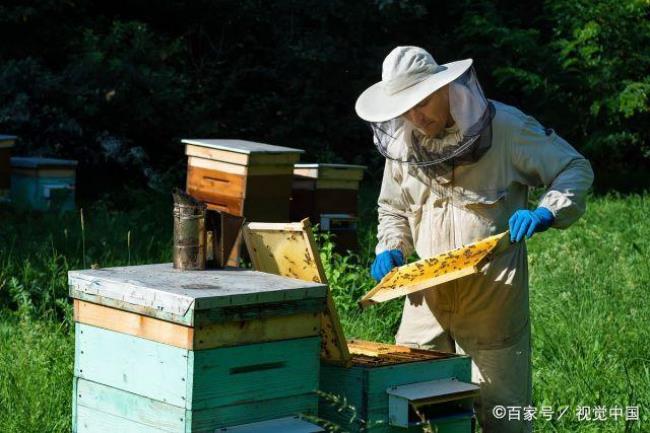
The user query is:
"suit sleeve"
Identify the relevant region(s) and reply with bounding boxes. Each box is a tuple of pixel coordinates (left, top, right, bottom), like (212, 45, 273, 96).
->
(376, 159, 415, 257)
(511, 115, 595, 228)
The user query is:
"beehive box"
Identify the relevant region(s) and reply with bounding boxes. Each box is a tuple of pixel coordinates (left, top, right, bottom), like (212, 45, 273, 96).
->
(0, 134, 16, 196)
(320, 341, 477, 433)
(69, 263, 328, 433)
(242, 221, 478, 433)
(290, 163, 365, 220)
(10, 156, 77, 211)
(183, 139, 304, 221)
(290, 163, 365, 251)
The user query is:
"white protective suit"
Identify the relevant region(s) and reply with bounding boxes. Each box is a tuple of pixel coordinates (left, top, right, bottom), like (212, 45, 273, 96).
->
(375, 100, 594, 432)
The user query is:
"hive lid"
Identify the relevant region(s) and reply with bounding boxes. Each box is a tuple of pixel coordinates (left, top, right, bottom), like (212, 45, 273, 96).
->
(181, 139, 304, 155)
(11, 156, 78, 168)
(68, 263, 327, 325)
(293, 163, 366, 181)
(386, 377, 480, 401)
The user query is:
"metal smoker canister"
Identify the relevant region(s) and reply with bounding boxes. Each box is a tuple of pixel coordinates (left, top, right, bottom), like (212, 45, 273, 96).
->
(173, 201, 207, 270)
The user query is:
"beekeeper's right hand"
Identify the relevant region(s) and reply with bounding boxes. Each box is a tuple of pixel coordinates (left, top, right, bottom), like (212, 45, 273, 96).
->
(371, 249, 404, 282)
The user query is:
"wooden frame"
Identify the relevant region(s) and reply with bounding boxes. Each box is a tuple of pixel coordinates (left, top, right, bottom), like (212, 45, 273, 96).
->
(360, 231, 511, 307)
(242, 218, 351, 366)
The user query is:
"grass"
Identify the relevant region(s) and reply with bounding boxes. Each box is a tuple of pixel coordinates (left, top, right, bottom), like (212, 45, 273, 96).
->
(0, 189, 648, 432)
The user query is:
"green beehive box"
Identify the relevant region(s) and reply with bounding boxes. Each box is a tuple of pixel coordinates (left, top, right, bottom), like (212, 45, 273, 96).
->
(319, 341, 478, 433)
(69, 263, 328, 433)
(10, 156, 77, 211)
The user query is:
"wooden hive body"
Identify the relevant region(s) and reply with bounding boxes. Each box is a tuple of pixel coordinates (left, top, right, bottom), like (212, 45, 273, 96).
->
(290, 163, 366, 252)
(70, 263, 327, 433)
(183, 139, 304, 222)
(320, 341, 475, 433)
(10, 156, 77, 211)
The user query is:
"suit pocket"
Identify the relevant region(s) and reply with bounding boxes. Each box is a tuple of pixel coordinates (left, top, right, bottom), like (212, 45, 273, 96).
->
(461, 189, 508, 225)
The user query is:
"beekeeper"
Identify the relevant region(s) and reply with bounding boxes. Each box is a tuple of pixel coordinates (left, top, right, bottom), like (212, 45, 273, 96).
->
(355, 46, 594, 433)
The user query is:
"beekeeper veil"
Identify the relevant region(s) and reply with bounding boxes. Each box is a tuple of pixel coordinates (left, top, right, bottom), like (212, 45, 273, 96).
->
(355, 46, 495, 176)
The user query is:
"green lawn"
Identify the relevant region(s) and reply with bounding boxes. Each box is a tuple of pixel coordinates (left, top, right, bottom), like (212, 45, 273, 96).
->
(0, 191, 647, 432)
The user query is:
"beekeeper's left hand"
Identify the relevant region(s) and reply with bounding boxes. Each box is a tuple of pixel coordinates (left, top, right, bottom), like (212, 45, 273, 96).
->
(509, 207, 555, 242)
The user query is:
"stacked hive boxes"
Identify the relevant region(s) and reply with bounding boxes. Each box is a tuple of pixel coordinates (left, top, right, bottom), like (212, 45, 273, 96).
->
(69, 263, 327, 433)
(0, 135, 16, 198)
(182, 139, 303, 221)
(10, 156, 77, 211)
(291, 163, 366, 251)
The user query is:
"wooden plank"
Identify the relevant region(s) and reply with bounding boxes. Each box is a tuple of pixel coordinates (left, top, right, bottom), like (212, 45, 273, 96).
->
(189, 336, 320, 410)
(75, 378, 185, 432)
(74, 298, 320, 349)
(192, 297, 326, 326)
(185, 143, 302, 166)
(74, 380, 319, 433)
(75, 406, 174, 433)
(70, 289, 195, 326)
(191, 190, 244, 216)
(359, 231, 510, 307)
(346, 340, 412, 357)
(11, 167, 76, 178)
(74, 300, 193, 348)
(75, 323, 190, 407)
(315, 179, 359, 190)
(386, 378, 480, 402)
(76, 323, 321, 412)
(182, 139, 304, 156)
(242, 219, 351, 366)
(190, 393, 318, 432)
(72, 288, 325, 327)
(293, 164, 365, 181)
(189, 156, 295, 176)
(193, 312, 320, 349)
(318, 363, 366, 423)
(216, 416, 324, 432)
(187, 165, 246, 199)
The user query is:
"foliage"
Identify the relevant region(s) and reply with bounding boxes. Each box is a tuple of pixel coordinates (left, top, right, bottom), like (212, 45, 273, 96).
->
(0, 1, 648, 194)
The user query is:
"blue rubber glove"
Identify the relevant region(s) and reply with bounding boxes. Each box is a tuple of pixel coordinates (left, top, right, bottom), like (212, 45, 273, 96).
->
(371, 249, 404, 282)
(508, 207, 555, 243)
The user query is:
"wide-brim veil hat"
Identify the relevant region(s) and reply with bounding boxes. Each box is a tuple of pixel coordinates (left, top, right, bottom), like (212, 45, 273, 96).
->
(355, 46, 472, 122)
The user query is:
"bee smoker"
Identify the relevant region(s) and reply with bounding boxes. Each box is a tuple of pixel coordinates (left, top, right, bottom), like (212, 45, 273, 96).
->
(172, 189, 207, 270)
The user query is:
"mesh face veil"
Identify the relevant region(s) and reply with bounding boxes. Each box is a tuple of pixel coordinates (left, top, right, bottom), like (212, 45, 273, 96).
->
(370, 67, 495, 177)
